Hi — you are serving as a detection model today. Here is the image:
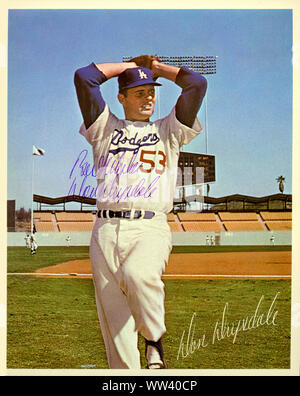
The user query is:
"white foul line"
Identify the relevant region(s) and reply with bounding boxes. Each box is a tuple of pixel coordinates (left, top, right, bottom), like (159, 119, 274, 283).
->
(162, 274, 291, 278)
(7, 273, 291, 279)
(7, 273, 91, 276)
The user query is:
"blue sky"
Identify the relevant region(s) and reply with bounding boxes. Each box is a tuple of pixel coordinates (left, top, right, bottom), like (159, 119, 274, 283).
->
(7, 8, 293, 210)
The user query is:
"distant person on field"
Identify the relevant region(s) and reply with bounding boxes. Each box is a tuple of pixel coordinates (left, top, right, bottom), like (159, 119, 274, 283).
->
(25, 234, 30, 248)
(66, 235, 71, 247)
(30, 233, 38, 255)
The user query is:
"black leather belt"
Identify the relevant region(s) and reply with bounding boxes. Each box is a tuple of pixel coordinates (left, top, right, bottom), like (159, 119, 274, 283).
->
(97, 210, 155, 219)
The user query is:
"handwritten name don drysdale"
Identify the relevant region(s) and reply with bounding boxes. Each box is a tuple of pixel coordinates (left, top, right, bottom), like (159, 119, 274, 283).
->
(177, 292, 280, 360)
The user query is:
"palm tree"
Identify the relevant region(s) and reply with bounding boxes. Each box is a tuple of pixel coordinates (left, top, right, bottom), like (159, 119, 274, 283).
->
(276, 176, 285, 193)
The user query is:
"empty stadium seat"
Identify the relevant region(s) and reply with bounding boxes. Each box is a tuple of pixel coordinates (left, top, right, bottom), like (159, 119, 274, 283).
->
(55, 212, 94, 222)
(168, 222, 182, 232)
(33, 212, 53, 221)
(182, 221, 222, 232)
(34, 222, 56, 232)
(177, 212, 217, 221)
(218, 212, 258, 221)
(57, 222, 94, 232)
(260, 212, 292, 221)
(167, 213, 176, 221)
(223, 221, 265, 231)
(265, 221, 292, 231)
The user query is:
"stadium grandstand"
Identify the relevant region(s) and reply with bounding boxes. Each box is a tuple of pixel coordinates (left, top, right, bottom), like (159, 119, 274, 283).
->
(29, 192, 292, 234)
(7, 192, 292, 247)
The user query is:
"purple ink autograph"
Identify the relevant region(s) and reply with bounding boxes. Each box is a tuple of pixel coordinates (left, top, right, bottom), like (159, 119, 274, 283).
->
(67, 149, 160, 202)
(67, 148, 204, 203)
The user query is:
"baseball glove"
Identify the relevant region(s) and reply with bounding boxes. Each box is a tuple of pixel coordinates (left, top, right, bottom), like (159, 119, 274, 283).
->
(128, 54, 161, 70)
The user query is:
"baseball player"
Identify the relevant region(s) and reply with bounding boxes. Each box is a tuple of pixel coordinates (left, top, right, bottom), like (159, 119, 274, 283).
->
(30, 233, 38, 255)
(25, 233, 30, 248)
(74, 54, 207, 369)
(270, 234, 275, 246)
(66, 235, 71, 247)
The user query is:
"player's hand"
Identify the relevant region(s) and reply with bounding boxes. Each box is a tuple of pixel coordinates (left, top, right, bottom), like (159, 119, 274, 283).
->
(151, 59, 161, 80)
(128, 55, 161, 79)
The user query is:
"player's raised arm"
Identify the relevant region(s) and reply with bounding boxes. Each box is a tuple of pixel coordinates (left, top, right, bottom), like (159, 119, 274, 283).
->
(94, 62, 137, 79)
(151, 60, 180, 82)
(74, 61, 137, 129)
(74, 63, 107, 129)
(152, 59, 208, 128)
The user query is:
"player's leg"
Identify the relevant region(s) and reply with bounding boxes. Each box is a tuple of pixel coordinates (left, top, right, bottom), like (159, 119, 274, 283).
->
(119, 214, 172, 343)
(90, 219, 141, 369)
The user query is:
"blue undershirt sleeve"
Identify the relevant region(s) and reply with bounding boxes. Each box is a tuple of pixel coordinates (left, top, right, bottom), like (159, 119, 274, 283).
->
(175, 66, 207, 128)
(74, 62, 107, 129)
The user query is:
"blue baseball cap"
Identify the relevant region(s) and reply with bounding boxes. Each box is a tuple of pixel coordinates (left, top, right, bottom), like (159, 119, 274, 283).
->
(118, 67, 162, 92)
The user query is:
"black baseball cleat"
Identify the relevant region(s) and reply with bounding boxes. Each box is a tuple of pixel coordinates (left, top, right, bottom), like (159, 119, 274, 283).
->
(145, 337, 167, 369)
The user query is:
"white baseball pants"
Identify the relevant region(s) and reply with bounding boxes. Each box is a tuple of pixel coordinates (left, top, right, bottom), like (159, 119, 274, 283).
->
(90, 212, 172, 369)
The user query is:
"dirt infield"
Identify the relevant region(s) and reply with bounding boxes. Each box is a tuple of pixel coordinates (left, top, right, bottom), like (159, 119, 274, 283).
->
(35, 250, 291, 279)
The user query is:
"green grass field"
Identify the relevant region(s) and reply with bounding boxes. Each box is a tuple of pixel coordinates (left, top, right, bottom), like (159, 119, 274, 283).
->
(7, 246, 291, 370)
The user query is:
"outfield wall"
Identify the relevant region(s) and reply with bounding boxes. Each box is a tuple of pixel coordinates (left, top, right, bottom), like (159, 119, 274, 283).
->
(7, 230, 292, 247)
(171, 231, 291, 246)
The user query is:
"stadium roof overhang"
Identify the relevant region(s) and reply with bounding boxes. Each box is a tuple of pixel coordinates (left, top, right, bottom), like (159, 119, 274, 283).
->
(185, 193, 292, 204)
(33, 193, 292, 206)
(33, 194, 96, 205)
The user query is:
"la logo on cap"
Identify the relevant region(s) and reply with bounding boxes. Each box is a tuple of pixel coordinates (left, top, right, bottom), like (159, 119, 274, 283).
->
(138, 69, 148, 79)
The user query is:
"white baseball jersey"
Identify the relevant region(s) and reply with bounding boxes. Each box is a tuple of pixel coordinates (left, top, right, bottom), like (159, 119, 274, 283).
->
(79, 105, 202, 213)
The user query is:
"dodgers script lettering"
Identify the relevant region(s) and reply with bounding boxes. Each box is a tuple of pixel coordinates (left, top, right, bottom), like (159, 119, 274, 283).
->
(109, 129, 160, 155)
